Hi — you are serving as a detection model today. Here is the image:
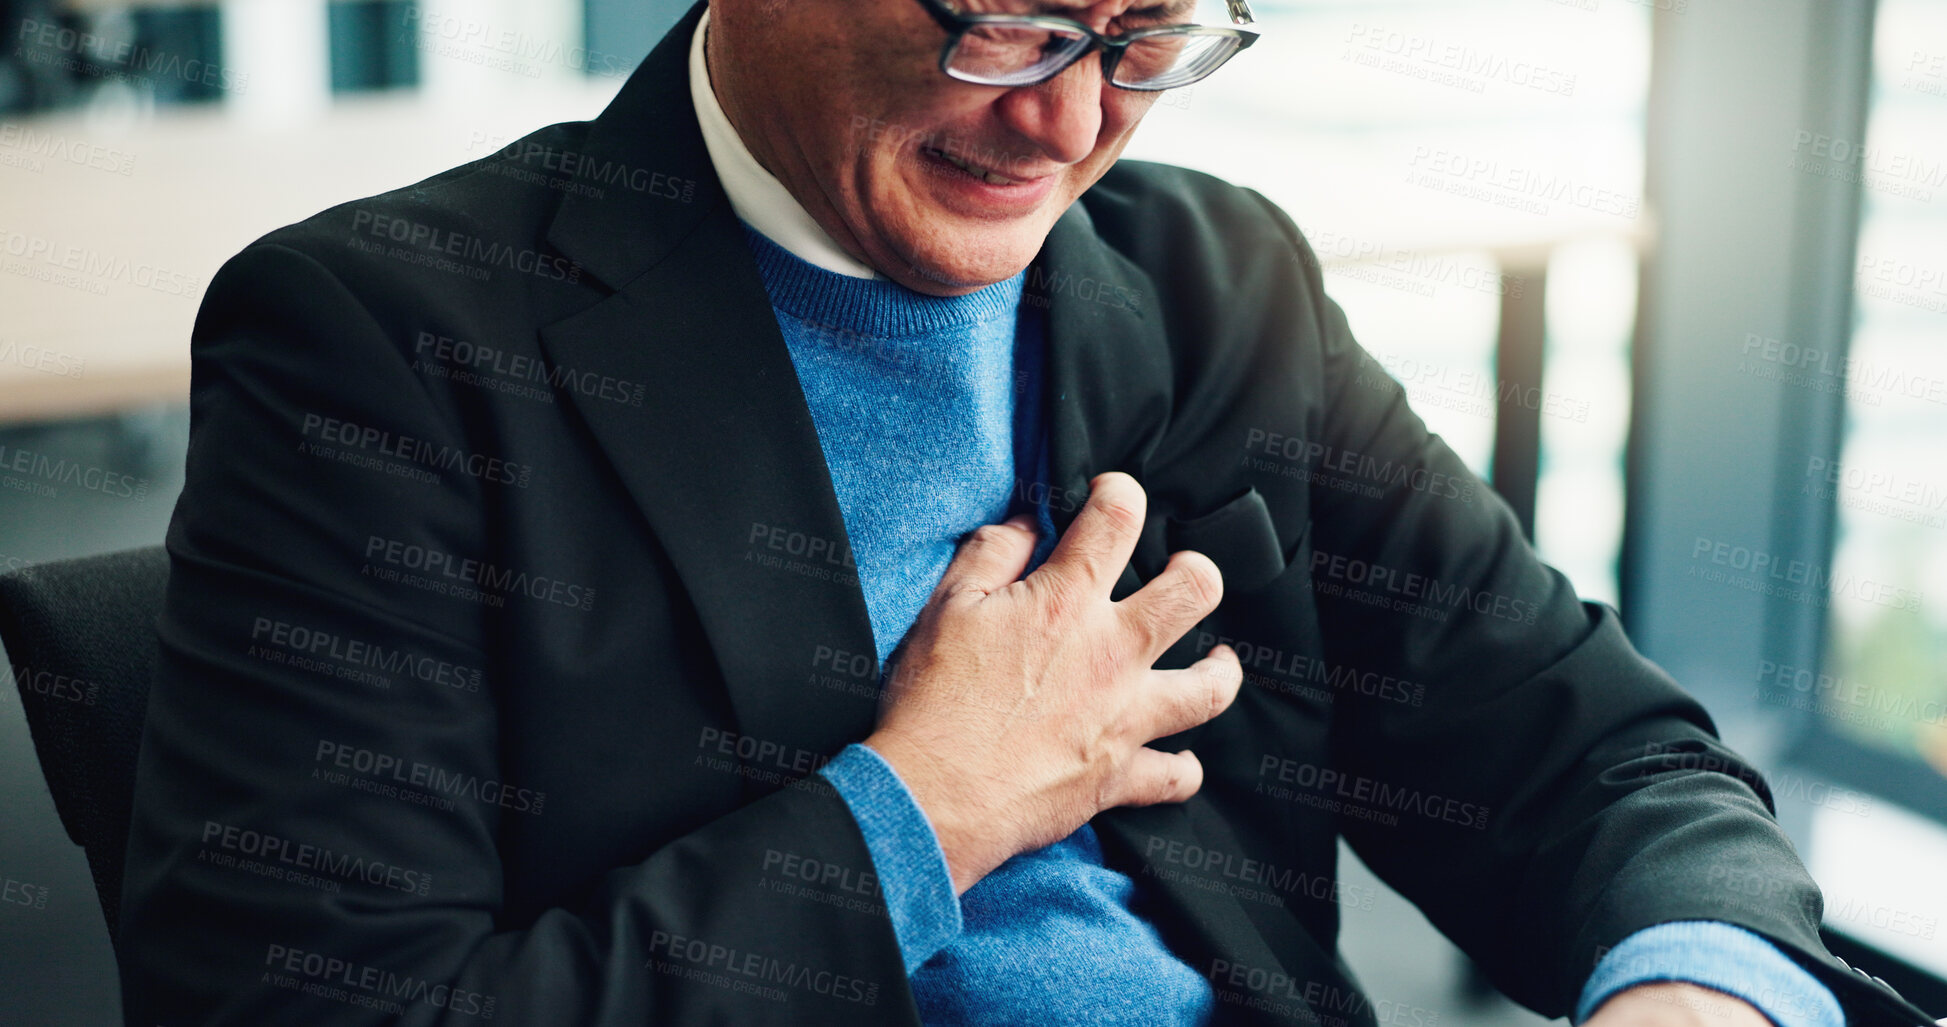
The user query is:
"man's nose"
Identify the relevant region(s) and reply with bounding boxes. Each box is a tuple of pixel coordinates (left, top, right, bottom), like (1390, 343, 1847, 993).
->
(994, 54, 1105, 167)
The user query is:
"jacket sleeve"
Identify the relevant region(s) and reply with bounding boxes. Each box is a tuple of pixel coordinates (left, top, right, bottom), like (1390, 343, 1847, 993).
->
(117, 241, 914, 1026)
(1228, 189, 1932, 1026)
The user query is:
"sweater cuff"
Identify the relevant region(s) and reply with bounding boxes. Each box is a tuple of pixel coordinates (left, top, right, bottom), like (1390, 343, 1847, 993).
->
(1575, 921, 1844, 1027)
(817, 743, 963, 974)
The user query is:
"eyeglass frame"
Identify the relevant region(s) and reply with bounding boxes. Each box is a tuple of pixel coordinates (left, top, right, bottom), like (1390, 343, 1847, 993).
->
(909, 0, 1261, 92)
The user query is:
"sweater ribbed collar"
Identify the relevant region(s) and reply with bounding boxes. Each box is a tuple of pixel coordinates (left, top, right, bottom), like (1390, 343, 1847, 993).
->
(743, 225, 1025, 339)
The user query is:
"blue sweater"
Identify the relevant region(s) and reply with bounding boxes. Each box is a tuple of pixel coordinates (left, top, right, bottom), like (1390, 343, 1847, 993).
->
(743, 224, 1842, 1027)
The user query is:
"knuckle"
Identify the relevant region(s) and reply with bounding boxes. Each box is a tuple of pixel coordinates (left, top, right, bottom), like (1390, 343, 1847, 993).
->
(963, 523, 1013, 552)
(1210, 649, 1243, 686)
(1092, 496, 1145, 535)
(1164, 584, 1212, 628)
(1197, 676, 1226, 722)
(1133, 564, 1219, 638)
(1034, 572, 1089, 623)
(1117, 601, 1163, 649)
(1088, 474, 1147, 527)
(938, 580, 989, 609)
(1175, 551, 1224, 609)
(1204, 665, 1233, 718)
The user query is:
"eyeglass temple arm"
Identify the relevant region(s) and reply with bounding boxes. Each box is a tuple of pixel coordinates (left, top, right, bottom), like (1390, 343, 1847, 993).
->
(1224, 0, 1255, 26)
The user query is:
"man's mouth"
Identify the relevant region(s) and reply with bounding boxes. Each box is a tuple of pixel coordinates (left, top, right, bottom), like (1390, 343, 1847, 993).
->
(922, 145, 1023, 186)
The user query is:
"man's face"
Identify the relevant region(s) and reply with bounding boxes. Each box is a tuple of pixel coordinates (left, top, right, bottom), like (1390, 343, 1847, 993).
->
(707, 0, 1169, 296)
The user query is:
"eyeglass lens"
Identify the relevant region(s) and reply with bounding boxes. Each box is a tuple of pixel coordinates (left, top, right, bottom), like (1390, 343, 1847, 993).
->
(942, 0, 1248, 89)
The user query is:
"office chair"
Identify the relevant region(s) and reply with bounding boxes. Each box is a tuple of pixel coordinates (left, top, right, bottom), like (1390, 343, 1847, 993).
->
(0, 544, 168, 953)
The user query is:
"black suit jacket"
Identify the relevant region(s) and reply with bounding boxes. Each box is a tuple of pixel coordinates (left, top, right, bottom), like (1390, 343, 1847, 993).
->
(118, 4, 1935, 1024)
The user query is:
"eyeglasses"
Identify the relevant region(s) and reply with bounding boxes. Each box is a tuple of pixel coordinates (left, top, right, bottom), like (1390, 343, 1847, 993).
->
(911, 0, 1260, 92)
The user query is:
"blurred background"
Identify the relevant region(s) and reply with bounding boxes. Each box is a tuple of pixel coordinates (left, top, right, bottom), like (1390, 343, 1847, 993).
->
(1, 0, 1942, 1022)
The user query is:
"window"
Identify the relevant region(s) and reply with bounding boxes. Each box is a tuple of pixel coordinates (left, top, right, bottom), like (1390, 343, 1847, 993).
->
(1797, 0, 1947, 815)
(1123, 0, 1650, 602)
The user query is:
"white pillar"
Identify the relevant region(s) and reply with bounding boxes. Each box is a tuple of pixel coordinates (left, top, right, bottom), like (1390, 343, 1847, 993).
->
(220, 0, 333, 124)
(413, 0, 586, 103)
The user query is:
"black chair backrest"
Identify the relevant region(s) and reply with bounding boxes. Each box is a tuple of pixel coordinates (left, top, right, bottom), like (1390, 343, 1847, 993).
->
(0, 545, 168, 946)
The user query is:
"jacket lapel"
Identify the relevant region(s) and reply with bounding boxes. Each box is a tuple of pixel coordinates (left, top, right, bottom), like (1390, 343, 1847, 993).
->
(538, 3, 878, 790)
(539, 205, 881, 794)
(1032, 202, 1176, 541)
(542, 0, 718, 294)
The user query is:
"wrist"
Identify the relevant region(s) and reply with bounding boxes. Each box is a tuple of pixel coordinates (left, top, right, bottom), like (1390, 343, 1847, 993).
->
(1591, 982, 1772, 1027)
(862, 730, 987, 894)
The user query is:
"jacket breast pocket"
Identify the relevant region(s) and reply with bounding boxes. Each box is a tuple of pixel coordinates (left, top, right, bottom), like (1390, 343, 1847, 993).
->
(1156, 484, 1324, 692)
(1164, 485, 1290, 596)
(1156, 489, 1330, 820)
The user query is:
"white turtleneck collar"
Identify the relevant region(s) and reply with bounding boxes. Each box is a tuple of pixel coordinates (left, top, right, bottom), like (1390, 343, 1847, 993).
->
(689, 9, 883, 280)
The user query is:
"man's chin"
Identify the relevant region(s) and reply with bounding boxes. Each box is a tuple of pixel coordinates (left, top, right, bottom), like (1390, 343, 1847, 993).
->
(888, 229, 1046, 295)
(890, 256, 1030, 296)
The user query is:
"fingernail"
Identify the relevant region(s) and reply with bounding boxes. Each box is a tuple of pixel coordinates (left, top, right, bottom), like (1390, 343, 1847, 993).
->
(1004, 514, 1035, 531)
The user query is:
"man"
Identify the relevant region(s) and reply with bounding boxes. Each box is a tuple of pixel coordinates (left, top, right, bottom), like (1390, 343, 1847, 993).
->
(118, 1, 1934, 1024)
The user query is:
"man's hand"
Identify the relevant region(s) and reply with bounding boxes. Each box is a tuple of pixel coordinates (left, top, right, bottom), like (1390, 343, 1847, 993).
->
(1583, 982, 1775, 1027)
(864, 471, 1245, 894)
